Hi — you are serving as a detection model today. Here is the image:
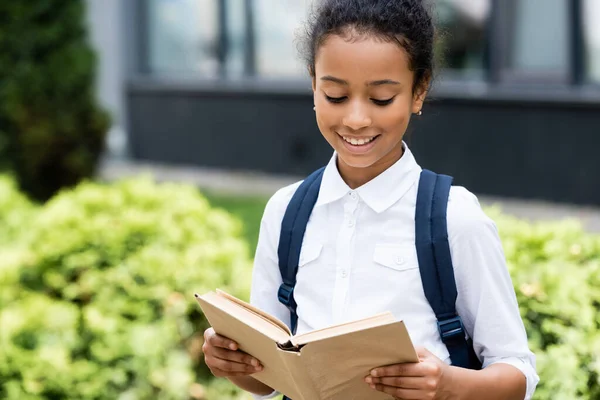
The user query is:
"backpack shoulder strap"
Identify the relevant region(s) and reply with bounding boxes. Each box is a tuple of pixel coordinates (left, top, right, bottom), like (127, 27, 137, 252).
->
(415, 169, 482, 370)
(277, 167, 325, 334)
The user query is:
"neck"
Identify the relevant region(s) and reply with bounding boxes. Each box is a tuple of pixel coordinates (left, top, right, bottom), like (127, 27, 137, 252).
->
(337, 143, 404, 189)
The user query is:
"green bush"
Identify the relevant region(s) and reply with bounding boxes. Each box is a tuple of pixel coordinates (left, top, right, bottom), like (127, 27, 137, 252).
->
(0, 1, 110, 201)
(0, 176, 253, 399)
(0, 174, 36, 246)
(488, 208, 600, 400)
(1, 173, 599, 399)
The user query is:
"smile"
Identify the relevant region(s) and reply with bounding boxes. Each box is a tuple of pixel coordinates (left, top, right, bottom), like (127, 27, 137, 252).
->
(341, 135, 380, 146)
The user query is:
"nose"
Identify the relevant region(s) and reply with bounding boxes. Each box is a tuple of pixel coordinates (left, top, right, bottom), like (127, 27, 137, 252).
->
(342, 101, 372, 131)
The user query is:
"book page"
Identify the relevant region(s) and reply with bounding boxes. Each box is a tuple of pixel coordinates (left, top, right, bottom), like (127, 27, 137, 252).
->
(299, 320, 419, 400)
(196, 292, 290, 344)
(216, 289, 292, 336)
(195, 293, 304, 399)
(291, 312, 395, 346)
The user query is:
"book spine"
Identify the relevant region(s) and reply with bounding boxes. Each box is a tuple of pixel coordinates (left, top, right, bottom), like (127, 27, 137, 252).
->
(277, 349, 320, 400)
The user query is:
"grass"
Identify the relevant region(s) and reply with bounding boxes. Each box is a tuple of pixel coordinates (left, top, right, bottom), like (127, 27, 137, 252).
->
(202, 190, 269, 252)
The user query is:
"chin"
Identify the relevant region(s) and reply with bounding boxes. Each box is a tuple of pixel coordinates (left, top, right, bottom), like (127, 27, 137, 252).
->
(336, 152, 379, 169)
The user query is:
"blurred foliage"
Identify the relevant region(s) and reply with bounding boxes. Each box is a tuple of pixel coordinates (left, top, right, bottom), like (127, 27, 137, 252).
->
(1, 174, 599, 399)
(487, 207, 600, 400)
(0, 0, 110, 201)
(0, 174, 36, 246)
(0, 175, 253, 399)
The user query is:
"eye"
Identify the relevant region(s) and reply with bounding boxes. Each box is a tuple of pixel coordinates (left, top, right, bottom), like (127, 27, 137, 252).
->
(371, 97, 396, 106)
(325, 95, 347, 104)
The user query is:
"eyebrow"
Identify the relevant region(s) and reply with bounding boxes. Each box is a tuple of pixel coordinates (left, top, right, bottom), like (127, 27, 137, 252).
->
(320, 75, 401, 86)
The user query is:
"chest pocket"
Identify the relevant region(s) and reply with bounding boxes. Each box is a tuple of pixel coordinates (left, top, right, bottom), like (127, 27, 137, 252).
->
(298, 241, 324, 268)
(373, 244, 419, 272)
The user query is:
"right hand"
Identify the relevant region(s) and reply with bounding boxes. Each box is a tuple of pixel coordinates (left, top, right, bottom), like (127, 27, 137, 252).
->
(203, 327, 264, 377)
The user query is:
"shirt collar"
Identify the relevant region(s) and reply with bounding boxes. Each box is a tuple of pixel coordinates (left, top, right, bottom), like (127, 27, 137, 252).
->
(315, 142, 422, 213)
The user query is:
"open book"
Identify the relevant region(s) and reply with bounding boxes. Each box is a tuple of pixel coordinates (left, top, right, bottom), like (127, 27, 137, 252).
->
(195, 290, 419, 400)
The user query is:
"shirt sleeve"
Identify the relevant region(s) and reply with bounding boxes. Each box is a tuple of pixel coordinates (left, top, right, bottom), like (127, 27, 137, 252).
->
(447, 187, 540, 400)
(249, 183, 300, 400)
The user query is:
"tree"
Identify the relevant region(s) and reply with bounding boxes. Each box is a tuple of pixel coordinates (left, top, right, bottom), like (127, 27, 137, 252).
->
(0, 1, 110, 201)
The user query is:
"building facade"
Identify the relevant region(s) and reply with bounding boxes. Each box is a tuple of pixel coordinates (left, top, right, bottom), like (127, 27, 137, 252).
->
(89, 0, 600, 205)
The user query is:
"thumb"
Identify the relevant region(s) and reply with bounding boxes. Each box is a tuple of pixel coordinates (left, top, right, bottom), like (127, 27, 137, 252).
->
(416, 346, 435, 361)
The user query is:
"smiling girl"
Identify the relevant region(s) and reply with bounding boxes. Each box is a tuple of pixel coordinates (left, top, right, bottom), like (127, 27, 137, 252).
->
(202, 1, 539, 399)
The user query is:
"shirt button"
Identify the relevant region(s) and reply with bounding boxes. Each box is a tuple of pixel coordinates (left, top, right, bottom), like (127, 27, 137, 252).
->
(349, 191, 358, 200)
(341, 270, 348, 278)
(347, 219, 355, 227)
(395, 255, 404, 265)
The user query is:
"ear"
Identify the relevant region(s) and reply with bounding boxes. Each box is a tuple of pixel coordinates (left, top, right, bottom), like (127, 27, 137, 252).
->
(411, 79, 430, 114)
(312, 76, 318, 109)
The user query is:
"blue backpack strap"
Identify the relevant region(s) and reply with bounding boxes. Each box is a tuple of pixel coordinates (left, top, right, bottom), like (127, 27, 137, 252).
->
(415, 169, 482, 370)
(277, 167, 325, 334)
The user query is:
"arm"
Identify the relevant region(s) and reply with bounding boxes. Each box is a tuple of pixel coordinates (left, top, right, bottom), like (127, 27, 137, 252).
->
(448, 189, 539, 399)
(227, 376, 275, 397)
(447, 363, 526, 400)
(248, 189, 294, 328)
(367, 349, 526, 400)
(367, 188, 539, 399)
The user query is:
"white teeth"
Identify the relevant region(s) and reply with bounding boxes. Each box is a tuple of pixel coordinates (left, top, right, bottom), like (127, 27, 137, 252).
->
(343, 136, 374, 146)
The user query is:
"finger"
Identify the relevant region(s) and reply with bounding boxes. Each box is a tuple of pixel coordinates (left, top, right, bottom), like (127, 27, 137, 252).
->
(209, 346, 262, 367)
(370, 363, 424, 378)
(415, 346, 432, 358)
(210, 367, 262, 378)
(365, 376, 423, 390)
(206, 355, 263, 374)
(370, 383, 421, 399)
(207, 332, 239, 350)
(416, 347, 442, 364)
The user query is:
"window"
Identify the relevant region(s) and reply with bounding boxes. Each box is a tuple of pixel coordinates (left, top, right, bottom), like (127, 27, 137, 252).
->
(146, 0, 311, 79)
(434, 0, 492, 80)
(252, 0, 314, 78)
(142, 0, 592, 86)
(250, 0, 494, 80)
(145, 0, 492, 80)
(584, 0, 600, 83)
(147, 0, 219, 77)
(502, 0, 569, 81)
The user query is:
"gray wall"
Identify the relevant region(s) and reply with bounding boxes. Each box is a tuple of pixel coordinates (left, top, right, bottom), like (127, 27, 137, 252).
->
(127, 79, 600, 206)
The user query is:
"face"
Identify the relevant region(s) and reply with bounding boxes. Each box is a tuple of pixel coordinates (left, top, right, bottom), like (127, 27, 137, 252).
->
(312, 33, 427, 186)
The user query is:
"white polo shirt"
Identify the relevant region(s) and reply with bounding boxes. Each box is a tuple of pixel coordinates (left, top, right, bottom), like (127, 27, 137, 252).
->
(249, 143, 539, 399)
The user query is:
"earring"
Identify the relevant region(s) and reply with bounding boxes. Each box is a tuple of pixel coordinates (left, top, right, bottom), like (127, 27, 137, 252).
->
(417, 110, 422, 116)
(313, 106, 316, 111)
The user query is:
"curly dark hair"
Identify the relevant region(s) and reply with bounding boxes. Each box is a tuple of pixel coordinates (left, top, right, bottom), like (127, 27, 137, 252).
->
(299, 0, 436, 94)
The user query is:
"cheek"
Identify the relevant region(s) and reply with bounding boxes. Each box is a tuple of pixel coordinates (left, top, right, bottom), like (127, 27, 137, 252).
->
(378, 102, 411, 132)
(314, 112, 333, 142)
(315, 102, 340, 131)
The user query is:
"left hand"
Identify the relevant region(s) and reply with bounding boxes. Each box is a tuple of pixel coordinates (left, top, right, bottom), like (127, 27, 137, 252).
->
(365, 347, 454, 400)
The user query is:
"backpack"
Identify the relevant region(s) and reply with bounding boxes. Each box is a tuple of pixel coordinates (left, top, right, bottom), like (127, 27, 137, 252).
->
(276, 167, 482, 373)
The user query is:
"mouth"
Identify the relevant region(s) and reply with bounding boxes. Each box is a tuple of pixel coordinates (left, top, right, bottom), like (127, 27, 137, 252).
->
(337, 133, 381, 153)
(339, 134, 380, 146)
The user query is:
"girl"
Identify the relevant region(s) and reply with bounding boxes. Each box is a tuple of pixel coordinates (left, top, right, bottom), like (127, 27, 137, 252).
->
(203, 1, 539, 399)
